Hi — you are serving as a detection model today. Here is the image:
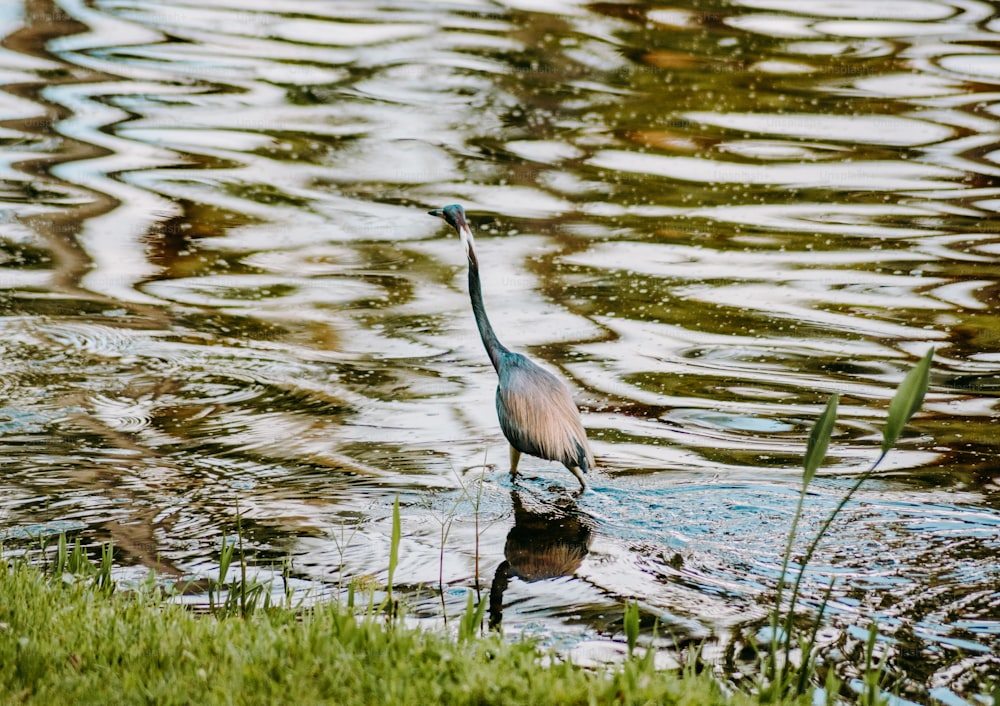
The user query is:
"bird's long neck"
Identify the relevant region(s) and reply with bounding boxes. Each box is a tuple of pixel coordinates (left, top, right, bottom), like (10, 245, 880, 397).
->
(465, 239, 507, 373)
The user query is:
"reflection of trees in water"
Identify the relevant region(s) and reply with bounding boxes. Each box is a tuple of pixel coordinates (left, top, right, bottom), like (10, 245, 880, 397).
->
(489, 490, 592, 629)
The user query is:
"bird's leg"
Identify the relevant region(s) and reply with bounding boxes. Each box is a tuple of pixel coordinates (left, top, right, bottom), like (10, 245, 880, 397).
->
(509, 446, 521, 477)
(568, 466, 587, 490)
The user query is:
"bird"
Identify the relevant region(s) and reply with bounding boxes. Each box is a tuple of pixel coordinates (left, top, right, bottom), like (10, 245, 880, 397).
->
(428, 204, 595, 489)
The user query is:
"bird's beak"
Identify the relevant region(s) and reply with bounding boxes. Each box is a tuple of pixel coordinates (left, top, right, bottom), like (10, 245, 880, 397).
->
(428, 209, 444, 218)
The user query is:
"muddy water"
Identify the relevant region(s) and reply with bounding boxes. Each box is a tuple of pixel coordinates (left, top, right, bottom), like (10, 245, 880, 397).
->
(1, 0, 998, 699)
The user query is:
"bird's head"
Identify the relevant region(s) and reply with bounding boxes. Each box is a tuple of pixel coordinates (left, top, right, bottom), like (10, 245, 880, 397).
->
(429, 204, 476, 265)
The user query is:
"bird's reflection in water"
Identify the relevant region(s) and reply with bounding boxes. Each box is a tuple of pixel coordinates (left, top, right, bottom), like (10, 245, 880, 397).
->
(489, 489, 593, 630)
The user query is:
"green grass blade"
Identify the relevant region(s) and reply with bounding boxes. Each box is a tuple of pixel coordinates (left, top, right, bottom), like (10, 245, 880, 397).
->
(237, 505, 248, 617)
(458, 590, 488, 642)
(881, 348, 933, 456)
(387, 496, 401, 608)
(796, 575, 836, 695)
(624, 601, 640, 658)
(282, 555, 293, 609)
(804, 394, 839, 487)
(780, 352, 933, 694)
(55, 534, 68, 576)
(216, 532, 234, 617)
(474, 588, 488, 626)
(68, 538, 88, 576)
(98, 541, 114, 595)
(771, 394, 839, 683)
(861, 623, 883, 706)
(218, 532, 234, 581)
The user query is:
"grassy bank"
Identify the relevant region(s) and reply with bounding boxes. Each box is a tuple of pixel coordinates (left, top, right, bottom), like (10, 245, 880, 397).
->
(0, 561, 788, 706)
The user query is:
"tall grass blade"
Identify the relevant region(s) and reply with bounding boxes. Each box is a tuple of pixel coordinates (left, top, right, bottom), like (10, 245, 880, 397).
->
(55, 534, 68, 576)
(769, 394, 838, 681)
(458, 589, 488, 642)
(860, 622, 887, 706)
(778, 350, 932, 696)
(385, 496, 401, 614)
(823, 669, 843, 706)
(38, 533, 51, 574)
(218, 532, 234, 582)
(98, 541, 114, 595)
(437, 514, 454, 625)
(282, 555, 293, 610)
(236, 502, 248, 617)
(473, 465, 485, 597)
(331, 518, 361, 604)
(624, 601, 640, 658)
(68, 538, 88, 575)
(804, 395, 838, 487)
(797, 575, 836, 695)
(881, 348, 933, 458)
(215, 531, 234, 616)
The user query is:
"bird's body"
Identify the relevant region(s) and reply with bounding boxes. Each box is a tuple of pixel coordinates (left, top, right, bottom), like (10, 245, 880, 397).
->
(429, 204, 594, 488)
(495, 351, 593, 481)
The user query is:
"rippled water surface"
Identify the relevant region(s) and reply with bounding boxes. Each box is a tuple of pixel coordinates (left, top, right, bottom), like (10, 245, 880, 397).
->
(2, 0, 999, 700)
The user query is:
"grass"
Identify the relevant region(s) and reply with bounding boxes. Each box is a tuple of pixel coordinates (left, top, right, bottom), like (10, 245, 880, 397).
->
(0, 352, 940, 705)
(763, 348, 935, 701)
(0, 559, 783, 706)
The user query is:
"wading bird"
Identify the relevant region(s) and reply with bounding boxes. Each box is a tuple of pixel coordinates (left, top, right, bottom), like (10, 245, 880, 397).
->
(428, 204, 595, 489)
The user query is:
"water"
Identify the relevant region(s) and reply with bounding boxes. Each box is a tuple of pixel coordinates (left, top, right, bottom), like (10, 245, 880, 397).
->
(1, 0, 999, 699)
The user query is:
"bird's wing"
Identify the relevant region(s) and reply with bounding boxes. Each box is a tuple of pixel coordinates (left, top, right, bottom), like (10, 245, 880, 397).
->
(496, 355, 594, 471)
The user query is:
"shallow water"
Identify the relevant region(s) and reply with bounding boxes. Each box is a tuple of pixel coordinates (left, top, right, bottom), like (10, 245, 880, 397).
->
(1, 0, 999, 699)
